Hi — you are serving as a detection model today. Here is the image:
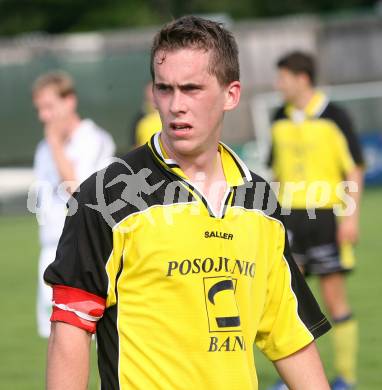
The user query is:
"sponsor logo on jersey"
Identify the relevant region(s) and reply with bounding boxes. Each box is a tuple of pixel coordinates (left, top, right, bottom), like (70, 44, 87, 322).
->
(165, 258, 255, 352)
(208, 336, 246, 352)
(166, 256, 255, 278)
(204, 231, 234, 240)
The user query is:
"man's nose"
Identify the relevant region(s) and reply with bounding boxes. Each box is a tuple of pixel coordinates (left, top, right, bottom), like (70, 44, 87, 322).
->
(170, 90, 187, 115)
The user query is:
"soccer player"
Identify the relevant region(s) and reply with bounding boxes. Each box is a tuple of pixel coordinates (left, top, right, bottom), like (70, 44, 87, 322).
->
(32, 71, 115, 338)
(131, 81, 163, 148)
(268, 51, 364, 390)
(44, 17, 331, 389)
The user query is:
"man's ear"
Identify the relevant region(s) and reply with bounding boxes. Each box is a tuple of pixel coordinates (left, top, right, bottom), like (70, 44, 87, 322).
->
(223, 81, 241, 112)
(300, 73, 312, 89)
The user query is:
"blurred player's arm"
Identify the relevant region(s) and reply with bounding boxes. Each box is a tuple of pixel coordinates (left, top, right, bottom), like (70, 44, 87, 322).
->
(47, 322, 92, 390)
(334, 105, 365, 245)
(338, 165, 364, 244)
(45, 124, 77, 193)
(273, 342, 330, 390)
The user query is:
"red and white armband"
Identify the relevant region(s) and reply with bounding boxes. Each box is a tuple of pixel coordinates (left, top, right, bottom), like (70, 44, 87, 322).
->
(51, 285, 106, 334)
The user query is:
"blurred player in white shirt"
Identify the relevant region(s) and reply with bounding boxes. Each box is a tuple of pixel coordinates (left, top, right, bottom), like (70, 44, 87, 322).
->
(32, 71, 115, 337)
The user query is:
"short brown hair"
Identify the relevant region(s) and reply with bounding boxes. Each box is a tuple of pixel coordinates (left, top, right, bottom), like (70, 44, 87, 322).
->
(150, 15, 240, 86)
(277, 51, 316, 85)
(32, 70, 76, 97)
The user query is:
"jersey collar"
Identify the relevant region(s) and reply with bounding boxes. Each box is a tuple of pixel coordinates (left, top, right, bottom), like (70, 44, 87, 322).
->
(285, 90, 329, 121)
(148, 132, 252, 187)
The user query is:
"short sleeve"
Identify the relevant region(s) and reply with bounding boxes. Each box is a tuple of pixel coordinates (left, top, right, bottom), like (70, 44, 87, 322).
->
(255, 218, 331, 361)
(332, 107, 364, 167)
(322, 103, 364, 171)
(333, 128, 357, 176)
(71, 130, 116, 184)
(43, 174, 113, 333)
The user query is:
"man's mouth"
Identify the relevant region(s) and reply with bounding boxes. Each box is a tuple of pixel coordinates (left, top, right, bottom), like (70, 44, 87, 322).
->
(170, 122, 192, 131)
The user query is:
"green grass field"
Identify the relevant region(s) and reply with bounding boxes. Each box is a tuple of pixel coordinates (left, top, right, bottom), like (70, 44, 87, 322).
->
(0, 188, 381, 389)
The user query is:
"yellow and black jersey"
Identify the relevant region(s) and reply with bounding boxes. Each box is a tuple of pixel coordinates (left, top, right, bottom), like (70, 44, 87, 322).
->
(44, 133, 330, 390)
(269, 91, 364, 209)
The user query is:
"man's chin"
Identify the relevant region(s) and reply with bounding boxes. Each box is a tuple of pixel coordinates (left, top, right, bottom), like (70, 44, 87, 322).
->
(168, 139, 203, 157)
(173, 141, 197, 154)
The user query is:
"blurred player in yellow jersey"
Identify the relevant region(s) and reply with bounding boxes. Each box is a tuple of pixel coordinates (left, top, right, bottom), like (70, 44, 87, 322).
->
(132, 81, 162, 147)
(268, 51, 364, 390)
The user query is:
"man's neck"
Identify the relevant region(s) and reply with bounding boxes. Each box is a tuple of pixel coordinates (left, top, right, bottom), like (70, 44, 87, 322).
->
(184, 151, 227, 215)
(159, 132, 224, 180)
(291, 88, 315, 110)
(179, 150, 222, 184)
(160, 137, 228, 215)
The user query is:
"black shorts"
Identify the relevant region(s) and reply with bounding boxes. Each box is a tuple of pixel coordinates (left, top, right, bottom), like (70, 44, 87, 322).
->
(284, 209, 355, 276)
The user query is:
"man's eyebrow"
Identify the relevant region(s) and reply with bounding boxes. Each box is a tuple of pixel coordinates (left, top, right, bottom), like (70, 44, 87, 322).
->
(154, 82, 203, 90)
(154, 82, 171, 88)
(155, 82, 202, 87)
(180, 83, 203, 89)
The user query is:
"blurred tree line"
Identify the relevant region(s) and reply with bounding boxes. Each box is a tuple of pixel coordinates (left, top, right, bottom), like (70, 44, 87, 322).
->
(0, 0, 377, 36)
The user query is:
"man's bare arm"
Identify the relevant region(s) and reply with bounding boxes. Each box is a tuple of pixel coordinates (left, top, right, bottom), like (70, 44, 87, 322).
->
(337, 166, 364, 244)
(46, 322, 92, 390)
(273, 342, 329, 390)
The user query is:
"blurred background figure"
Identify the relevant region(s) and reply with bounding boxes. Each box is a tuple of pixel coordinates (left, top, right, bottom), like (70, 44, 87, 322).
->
(267, 51, 364, 390)
(32, 70, 115, 338)
(130, 81, 162, 148)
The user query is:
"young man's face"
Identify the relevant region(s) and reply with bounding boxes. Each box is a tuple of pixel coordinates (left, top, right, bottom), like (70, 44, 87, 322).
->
(275, 68, 309, 104)
(33, 86, 75, 128)
(153, 48, 240, 159)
